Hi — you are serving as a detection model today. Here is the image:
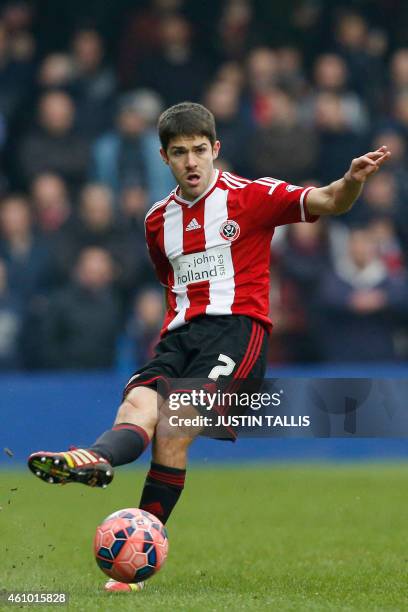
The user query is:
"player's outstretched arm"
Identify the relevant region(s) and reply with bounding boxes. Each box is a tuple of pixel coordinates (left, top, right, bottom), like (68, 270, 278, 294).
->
(306, 145, 391, 217)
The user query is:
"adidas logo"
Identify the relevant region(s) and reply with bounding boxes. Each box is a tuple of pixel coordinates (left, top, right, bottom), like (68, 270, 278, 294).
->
(186, 218, 201, 231)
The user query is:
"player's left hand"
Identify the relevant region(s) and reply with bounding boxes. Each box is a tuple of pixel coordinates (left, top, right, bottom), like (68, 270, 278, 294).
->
(344, 145, 391, 184)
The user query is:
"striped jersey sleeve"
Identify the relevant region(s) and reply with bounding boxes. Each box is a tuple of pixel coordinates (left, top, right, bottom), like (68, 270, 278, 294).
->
(238, 177, 318, 227)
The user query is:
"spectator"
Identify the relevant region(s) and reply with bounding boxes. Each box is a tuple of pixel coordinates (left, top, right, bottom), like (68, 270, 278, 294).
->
(214, 0, 259, 63)
(29, 172, 79, 292)
(117, 0, 184, 88)
(344, 170, 399, 228)
(18, 90, 90, 192)
(360, 171, 399, 220)
(267, 267, 301, 364)
(273, 221, 329, 362)
(317, 227, 408, 362)
(70, 28, 116, 138)
(119, 184, 148, 235)
(0, 194, 51, 302)
(275, 46, 307, 99)
(247, 88, 318, 182)
(41, 247, 121, 369)
(334, 11, 386, 110)
(203, 79, 250, 174)
(90, 89, 174, 202)
(58, 183, 143, 304)
(0, 258, 23, 369)
(244, 44, 308, 124)
(36, 53, 75, 92)
(1, 1, 34, 40)
(369, 217, 405, 275)
(389, 48, 408, 98)
(135, 13, 210, 106)
(245, 46, 279, 121)
(0, 14, 35, 124)
(308, 53, 369, 132)
(371, 130, 408, 204)
(389, 47, 408, 94)
(30, 173, 72, 235)
(215, 60, 245, 90)
(126, 288, 164, 366)
(390, 90, 408, 140)
(119, 184, 157, 289)
(288, 1, 325, 64)
(279, 219, 329, 294)
(314, 92, 368, 185)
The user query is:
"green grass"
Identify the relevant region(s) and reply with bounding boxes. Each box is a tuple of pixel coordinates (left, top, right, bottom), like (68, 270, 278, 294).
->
(1, 465, 408, 611)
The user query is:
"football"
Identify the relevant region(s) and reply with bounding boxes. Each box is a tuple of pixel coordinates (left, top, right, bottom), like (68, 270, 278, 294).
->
(93, 508, 169, 583)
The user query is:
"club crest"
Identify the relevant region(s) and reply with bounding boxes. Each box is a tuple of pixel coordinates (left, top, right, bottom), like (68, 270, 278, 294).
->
(219, 220, 240, 241)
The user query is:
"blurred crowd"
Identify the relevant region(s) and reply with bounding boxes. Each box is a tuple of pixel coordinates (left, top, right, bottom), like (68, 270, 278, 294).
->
(1, 0, 408, 370)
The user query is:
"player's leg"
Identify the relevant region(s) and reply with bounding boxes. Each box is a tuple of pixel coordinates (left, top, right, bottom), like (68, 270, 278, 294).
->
(105, 411, 198, 593)
(28, 386, 162, 487)
(88, 386, 159, 466)
(136, 315, 265, 524)
(139, 409, 200, 523)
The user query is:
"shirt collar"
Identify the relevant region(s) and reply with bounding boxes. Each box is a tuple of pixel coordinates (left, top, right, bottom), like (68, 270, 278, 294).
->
(173, 170, 220, 207)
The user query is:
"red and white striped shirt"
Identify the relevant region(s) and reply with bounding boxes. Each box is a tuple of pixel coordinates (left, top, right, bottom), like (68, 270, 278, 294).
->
(145, 170, 317, 336)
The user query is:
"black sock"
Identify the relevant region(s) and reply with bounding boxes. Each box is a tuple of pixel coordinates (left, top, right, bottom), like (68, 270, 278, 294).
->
(89, 423, 149, 467)
(139, 462, 186, 524)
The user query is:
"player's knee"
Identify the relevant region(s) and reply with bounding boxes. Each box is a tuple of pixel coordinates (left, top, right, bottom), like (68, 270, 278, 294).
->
(115, 387, 159, 431)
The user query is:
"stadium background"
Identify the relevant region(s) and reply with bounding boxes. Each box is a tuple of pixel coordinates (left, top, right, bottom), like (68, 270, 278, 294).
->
(1, 0, 408, 464)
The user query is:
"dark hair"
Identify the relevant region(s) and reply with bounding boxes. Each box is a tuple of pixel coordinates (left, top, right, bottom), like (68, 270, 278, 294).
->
(158, 102, 217, 151)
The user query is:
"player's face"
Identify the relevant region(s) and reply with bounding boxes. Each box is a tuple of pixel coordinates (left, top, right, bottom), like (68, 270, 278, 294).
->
(161, 135, 220, 201)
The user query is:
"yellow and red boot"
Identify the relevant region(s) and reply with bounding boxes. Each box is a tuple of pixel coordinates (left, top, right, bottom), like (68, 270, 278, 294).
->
(27, 448, 113, 488)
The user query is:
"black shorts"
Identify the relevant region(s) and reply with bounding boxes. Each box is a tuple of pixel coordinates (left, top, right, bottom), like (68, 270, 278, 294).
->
(123, 315, 268, 440)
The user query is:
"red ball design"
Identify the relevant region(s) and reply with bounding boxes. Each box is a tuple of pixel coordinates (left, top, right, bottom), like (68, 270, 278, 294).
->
(93, 508, 168, 583)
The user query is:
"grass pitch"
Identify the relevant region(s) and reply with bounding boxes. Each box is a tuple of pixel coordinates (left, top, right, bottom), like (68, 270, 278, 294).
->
(1, 464, 407, 611)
